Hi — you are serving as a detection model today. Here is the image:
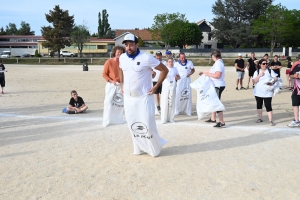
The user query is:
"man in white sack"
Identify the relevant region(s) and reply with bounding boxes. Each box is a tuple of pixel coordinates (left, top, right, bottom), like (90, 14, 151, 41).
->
(174, 52, 195, 116)
(119, 33, 168, 157)
(102, 46, 125, 127)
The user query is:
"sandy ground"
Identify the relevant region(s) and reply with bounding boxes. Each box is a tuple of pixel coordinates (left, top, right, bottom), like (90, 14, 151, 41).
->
(0, 64, 299, 200)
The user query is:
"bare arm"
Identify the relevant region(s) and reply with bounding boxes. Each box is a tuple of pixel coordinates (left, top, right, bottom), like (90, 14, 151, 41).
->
(203, 70, 222, 79)
(186, 68, 195, 77)
(148, 63, 168, 94)
(118, 66, 124, 94)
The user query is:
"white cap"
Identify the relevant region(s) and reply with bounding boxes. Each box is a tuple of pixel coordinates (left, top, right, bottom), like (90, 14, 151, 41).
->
(238, 53, 242, 56)
(122, 33, 138, 44)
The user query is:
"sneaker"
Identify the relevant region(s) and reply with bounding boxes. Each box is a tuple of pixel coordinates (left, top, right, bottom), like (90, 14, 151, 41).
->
(236, 87, 239, 90)
(253, 85, 255, 89)
(240, 87, 246, 90)
(287, 121, 300, 127)
(62, 107, 68, 113)
(269, 121, 275, 126)
(213, 122, 226, 128)
(157, 106, 161, 111)
(246, 86, 249, 89)
(67, 111, 77, 114)
(205, 118, 216, 123)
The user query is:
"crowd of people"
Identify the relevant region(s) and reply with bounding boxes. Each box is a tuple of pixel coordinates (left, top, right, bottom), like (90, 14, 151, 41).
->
(98, 33, 300, 156)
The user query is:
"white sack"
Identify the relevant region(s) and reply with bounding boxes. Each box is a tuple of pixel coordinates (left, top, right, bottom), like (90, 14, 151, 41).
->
(264, 77, 283, 96)
(190, 75, 225, 119)
(124, 94, 167, 157)
(161, 79, 176, 123)
(102, 82, 124, 127)
(175, 77, 192, 116)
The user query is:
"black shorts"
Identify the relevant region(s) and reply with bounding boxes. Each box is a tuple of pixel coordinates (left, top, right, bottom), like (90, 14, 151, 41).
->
(153, 82, 162, 94)
(0, 77, 5, 87)
(249, 70, 255, 77)
(291, 94, 300, 106)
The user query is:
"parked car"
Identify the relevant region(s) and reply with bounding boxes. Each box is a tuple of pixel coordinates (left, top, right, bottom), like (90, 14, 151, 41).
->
(0, 51, 11, 58)
(60, 51, 75, 57)
(21, 54, 31, 58)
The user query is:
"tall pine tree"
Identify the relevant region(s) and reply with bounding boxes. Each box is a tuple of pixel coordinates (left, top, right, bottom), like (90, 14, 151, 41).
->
(97, 9, 111, 38)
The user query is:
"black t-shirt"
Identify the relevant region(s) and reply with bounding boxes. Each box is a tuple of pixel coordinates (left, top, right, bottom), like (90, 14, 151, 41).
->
(69, 96, 85, 108)
(270, 61, 282, 76)
(235, 59, 245, 72)
(289, 62, 300, 94)
(0, 64, 5, 78)
(287, 61, 292, 69)
(247, 57, 257, 71)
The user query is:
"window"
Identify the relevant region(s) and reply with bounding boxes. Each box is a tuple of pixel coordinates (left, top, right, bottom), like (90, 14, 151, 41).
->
(0, 46, 10, 48)
(204, 45, 212, 49)
(11, 46, 29, 48)
(0, 39, 9, 41)
(208, 33, 212, 41)
(97, 45, 107, 49)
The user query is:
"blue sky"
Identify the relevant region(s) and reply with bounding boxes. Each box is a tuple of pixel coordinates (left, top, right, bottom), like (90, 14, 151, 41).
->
(0, 0, 297, 36)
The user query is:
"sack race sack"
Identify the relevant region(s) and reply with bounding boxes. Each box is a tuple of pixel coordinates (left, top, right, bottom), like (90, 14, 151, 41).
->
(175, 77, 192, 116)
(160, 79, 176, 123)
(124, 94, 167, 157)
(264, 77, 283, 96)
(190, 75, 225, 119)
(102, 82, 124, 127)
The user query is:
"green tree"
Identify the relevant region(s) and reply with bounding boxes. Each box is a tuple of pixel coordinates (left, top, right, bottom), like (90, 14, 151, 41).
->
(0, 27, 6, 35)
(211, 0, 273, 48)
(70, 25, 90, 57)
(252, 4, 287, 56)
(5, 23, 18, 35)
(18, 21, 35, 35)
(150, 12, 187, 42)
(138, 37, 144, 47)
(98, 9, 111, 38)
(280, 9, 300, 47)
(161, 20, 203, 49)
(41, 5, 75, 59)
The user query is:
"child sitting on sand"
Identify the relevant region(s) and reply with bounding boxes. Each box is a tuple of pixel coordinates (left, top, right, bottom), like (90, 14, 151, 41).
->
(63, 90, 88, 114)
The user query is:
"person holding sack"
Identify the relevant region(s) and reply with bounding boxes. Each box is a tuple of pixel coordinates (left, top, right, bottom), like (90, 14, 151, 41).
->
(252, 59, 278, 126)
(174, 52, 195, 116)
(102, 46, 125, 127)
(199, 49, 226, 128)
(161, 58, 180, 124)
(119, 33, 168, 157)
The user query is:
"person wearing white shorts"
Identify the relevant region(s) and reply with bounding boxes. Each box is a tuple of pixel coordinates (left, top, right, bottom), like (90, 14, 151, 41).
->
(235, 53, 246, 90)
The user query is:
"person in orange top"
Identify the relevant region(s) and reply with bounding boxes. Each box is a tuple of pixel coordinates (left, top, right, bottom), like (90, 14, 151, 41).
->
(102, 46, 125, 84)
(102, 46, 125, 127)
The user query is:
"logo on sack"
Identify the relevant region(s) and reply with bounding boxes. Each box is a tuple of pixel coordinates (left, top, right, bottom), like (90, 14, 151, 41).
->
(131, 122, 148, 134)
(181, 88, 189, 97)
(113, 93, 123, 103)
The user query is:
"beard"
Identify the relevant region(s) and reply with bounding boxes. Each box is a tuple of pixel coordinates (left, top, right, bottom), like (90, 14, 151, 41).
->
(126, 48, 137, 56)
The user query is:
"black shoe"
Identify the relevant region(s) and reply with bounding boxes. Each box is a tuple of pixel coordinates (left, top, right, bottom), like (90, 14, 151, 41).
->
(236, 87, 239, 90)
(205, 118, 216, 123)
(67, 111, 76, 114)
(213, 122, 226, 128)
(240, 87, 246, 90)
(157, 106, 161, 111)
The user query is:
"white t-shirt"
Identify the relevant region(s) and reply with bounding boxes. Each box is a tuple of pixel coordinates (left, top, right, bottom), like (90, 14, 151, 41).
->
(252, 69, 278, 97)
(120, 51, 160, 97)
(167, 67, 178, 82)
(152, 60, 166, 82)
(174, 60, 194, 78)
(209, 59, 226, 87)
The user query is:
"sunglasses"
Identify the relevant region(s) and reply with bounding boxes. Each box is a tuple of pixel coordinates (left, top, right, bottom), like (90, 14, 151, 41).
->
(261, 63, 268, 65)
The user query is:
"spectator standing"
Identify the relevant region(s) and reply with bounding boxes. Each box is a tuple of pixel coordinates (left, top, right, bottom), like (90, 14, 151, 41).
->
(285, 56, 293, 89)
(246, 52, 257, 89)
(0, 60, 7, 94)
(287, 54, 300, 127)
(235, 53, 246, 90)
